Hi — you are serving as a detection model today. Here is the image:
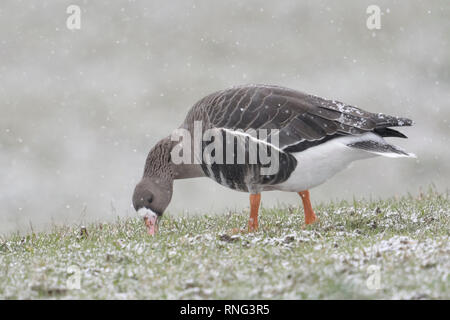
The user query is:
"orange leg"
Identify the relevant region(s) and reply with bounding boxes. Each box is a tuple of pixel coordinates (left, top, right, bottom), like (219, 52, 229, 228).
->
(248, 193, 261, 232)
(298, 190, 317, 225)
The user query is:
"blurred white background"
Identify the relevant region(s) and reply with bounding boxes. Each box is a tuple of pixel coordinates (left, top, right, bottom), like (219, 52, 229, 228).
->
(0, 0, 448, 234)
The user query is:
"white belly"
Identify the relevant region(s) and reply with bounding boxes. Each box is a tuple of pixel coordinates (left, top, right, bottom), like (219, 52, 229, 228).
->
(275, 135, 377, 192)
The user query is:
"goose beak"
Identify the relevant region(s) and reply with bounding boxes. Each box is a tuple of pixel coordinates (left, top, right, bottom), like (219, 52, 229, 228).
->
(143, 212, 159, 236)
(137, 208, 159, 236)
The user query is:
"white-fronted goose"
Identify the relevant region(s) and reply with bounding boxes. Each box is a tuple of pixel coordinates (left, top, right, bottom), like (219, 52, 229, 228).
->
(133, 84, 414, 235)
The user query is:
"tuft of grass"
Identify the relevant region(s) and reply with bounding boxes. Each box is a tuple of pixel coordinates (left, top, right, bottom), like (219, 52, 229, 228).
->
(0, 190, 449, 299)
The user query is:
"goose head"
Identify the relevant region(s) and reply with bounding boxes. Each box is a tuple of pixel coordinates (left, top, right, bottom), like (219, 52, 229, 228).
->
(133, 176, 173, 235)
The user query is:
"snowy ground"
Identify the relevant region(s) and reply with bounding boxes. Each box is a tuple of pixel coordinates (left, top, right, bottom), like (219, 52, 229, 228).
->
(0, 190, 448, 299)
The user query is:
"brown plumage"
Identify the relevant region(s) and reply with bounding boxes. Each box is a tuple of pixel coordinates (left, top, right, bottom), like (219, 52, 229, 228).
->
(133, 84, 414, 235)
(182, 84, 411, 147)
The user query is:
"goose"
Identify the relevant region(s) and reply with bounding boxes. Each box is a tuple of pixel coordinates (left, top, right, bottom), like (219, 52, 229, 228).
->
(133, 84, 415, 235)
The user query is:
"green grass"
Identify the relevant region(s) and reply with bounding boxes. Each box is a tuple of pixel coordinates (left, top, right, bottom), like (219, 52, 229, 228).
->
(0, 190, 449, 299)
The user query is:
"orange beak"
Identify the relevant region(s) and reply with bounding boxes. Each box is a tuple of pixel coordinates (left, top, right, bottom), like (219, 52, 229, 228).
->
(143, 213, 158, 236)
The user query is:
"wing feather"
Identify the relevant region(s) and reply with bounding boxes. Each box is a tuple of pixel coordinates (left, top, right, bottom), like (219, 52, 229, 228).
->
(183, 85, 412, 151)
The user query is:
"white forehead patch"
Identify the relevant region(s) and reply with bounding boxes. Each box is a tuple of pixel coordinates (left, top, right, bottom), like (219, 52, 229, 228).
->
(137, 207, 158, 218)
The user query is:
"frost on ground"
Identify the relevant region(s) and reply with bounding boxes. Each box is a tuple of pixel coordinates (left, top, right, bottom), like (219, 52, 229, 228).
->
(0, 191, 448, 299)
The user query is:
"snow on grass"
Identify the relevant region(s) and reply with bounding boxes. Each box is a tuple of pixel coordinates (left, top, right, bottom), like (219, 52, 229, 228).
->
(0, 190, 448, 299)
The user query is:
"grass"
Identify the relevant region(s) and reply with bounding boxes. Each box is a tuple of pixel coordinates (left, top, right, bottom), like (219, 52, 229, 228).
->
(0, 189, 449, 299)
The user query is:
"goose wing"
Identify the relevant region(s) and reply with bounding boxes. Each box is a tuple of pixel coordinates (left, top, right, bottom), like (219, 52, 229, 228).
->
(185, 84, 412, 151)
